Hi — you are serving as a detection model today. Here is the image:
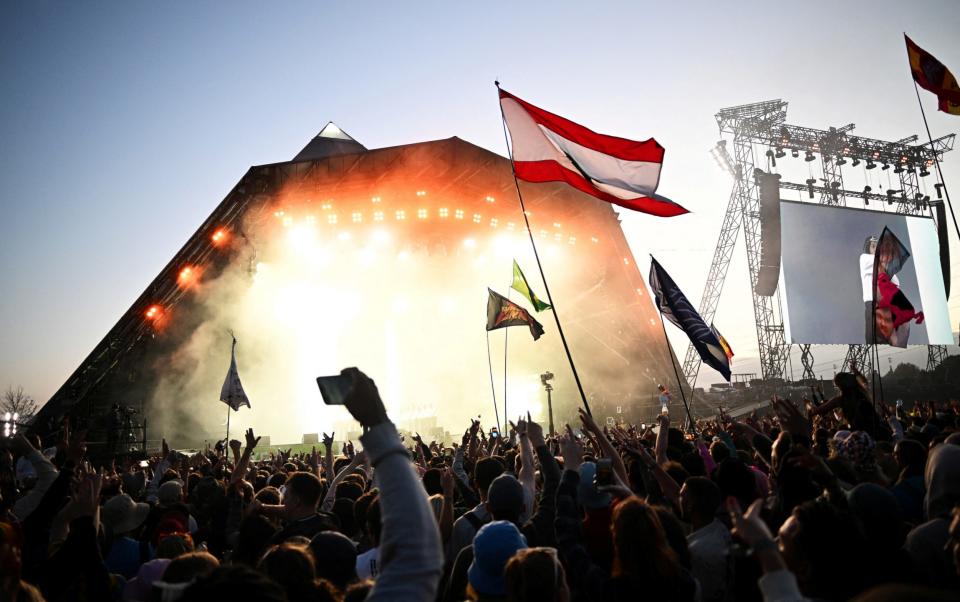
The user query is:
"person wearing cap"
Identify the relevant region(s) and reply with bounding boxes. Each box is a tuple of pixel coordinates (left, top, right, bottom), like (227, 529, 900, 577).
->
(445, 419, 560, 601)
(101, 493, 152, 578)
(466, 520, 527, 601)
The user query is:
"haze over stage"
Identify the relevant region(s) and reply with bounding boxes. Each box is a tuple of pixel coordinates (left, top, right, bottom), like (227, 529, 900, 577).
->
(34, 127, 678, 446)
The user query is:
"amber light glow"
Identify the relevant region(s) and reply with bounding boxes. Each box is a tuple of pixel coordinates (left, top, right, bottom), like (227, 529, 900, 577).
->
(145, 305, 163, 320)
(177, 265, 200, 288)
(211, 228, 229, 246)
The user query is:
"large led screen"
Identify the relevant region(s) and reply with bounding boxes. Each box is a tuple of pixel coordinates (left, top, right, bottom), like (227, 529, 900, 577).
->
(780, 201, 952, 346)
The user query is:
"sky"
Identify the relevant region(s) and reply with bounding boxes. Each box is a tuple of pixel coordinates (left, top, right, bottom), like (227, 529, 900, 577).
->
(2, 0, 959, 408)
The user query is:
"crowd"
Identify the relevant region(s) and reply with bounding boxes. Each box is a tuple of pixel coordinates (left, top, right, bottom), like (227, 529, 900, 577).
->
(1, 365, 959, 601)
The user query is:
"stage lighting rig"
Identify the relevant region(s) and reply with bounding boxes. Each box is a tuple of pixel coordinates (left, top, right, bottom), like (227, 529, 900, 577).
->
(775, 147, 785, 158)
(852, 158, 861, 167)
(804, 151, 816, 162)
(791, 149, 799, 158)
(920, 166, 930, 177)
(766, 149, 777, 167)
(805, 178, 816, 198)
(866, 160, 876, 169)
(881, 163, 890, 170)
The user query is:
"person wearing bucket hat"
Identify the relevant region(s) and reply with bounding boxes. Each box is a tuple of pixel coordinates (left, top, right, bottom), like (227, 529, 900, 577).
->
(101, 493, 151, 578)
(467, 520, 527, 599)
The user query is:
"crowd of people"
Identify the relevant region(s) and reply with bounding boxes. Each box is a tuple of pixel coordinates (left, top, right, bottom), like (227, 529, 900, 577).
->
(1, 366, 959, 601)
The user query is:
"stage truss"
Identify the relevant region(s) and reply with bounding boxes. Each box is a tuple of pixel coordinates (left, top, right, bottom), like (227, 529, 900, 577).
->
(683, 99, 954, 396)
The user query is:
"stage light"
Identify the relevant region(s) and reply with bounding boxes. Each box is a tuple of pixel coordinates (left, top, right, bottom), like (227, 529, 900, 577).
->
(591, 236, 599, 243)
(352, 212, 363, 223)
(327, 214, 337, 225)
(373, 211, 384, 222)
(417, 209, 428, 219)
(791, 149, 799, 158)
(919, 167, 930, 177)
(866, 160, 876, 169)
(396, 210, 406, 220)
(863, 185, 872, 194)
(177, 266, 197, 287)
(371, 196, 381, 203)
(145, 305, 162, 321)
(766, 149, 776, 167)
(775, 147, 785, 158)
(472, 213, 482, 224)
(321, 203, 333, 210)
(490, 218, 498, 228)
(636, 288, 644, 296)
(463, 238, 476, 249)
(274, 210, 285, 217)
(893, 164, 904, 173)
(553, 222, 562, 228)
(455, 209, 464, 220)
(805, 178, 816, 199)
(852, 158, 861, 167)
(485, 196, 495, 203)
(881, 163, 890, 170)
(804, 151, 815, 162)
(416, 190, 426, 197)
(836, 156, 847, 166)
(439, 207, 449, 218)
(211, 228, 229, 246)
(623, 257, 630, 265)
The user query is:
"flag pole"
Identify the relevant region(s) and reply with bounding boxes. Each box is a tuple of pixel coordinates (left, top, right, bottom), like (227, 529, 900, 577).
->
(496, 81, 593, 416)
(504, 289, 510, 425)
(226, 405, 231, 445)
(655, 305, 698, 436)
(485, 331, 503, 433)
(911, 79, 960, 241)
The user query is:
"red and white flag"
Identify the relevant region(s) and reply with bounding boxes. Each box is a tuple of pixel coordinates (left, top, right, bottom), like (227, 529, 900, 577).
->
(499, 88, 687, 217)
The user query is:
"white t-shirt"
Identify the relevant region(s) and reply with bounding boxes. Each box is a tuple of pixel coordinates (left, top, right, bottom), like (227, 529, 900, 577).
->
(356, 546, 379, 580)
(860, 254, 898, 302)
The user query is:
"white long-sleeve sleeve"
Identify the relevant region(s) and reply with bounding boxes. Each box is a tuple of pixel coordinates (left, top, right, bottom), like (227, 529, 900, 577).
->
(12, 450, 59, 521)
(362, 422, 443, 602)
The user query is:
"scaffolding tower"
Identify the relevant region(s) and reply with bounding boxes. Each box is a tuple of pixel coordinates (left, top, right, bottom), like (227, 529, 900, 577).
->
(682, 100, 954, 394)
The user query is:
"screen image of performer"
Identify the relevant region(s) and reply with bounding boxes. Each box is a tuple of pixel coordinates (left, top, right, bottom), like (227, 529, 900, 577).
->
(873, 233, 924, 347)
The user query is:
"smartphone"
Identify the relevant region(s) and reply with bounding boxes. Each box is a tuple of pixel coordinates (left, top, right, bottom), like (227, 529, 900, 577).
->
(594, 458, 613, 487)
(316, 374, 352, 405)
(490, 427, 499, 439)
(139, 460, 149, 468)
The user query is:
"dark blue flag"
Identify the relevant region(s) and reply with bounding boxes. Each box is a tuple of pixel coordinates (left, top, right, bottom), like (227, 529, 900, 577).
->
(649, 257, 732, 381)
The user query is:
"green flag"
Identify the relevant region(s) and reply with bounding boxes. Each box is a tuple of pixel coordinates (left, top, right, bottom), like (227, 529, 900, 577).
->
(511, 260, 552, 312)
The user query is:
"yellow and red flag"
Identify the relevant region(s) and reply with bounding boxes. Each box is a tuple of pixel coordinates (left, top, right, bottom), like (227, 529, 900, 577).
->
(906, 34, 960, 116)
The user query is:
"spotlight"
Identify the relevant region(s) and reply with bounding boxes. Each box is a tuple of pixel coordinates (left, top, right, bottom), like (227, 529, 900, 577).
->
(864, 185, 872, 205)
(766, 149, 776, 167)
(852, 158, 861, 167)
(211, 228, 229, 246)
(806, 177, 816, 199)
(805, 151, 816, 162)
(791, 149, 800, 158)
(775, 147, 785, 158)
(836, 156, 847, 166)
(866, 160, 876, 170)
(881, 163, 890, 170)
(177, 266, 196, 287)
(145, 305, 163, 321)
(863, 185, 872, 194)
(894, 164, 904, 173)
(919, 167, 930, 177)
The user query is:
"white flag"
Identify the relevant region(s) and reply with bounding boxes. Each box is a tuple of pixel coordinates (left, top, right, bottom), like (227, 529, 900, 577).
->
(220, 338, 251, 411)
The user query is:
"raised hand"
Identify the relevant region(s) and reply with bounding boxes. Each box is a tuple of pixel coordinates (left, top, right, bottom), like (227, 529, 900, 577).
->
(341, 367, 388, 428)
(727, 497, 775, 550)
(772, 396, 811, 439)
(322, 432, 335, 449)
(245, 428, 261, 450)
(559, 431, 583, 473)
(525, 412, 545, 447)
(229, 439, 242, 453)
(441, 467, 455, 499)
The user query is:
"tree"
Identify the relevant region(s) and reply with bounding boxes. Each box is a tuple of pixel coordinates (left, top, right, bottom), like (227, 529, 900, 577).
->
(2, 386, 39, 424)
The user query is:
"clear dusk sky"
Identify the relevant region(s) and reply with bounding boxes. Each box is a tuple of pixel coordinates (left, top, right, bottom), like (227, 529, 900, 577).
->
(2, 0, 959, 407)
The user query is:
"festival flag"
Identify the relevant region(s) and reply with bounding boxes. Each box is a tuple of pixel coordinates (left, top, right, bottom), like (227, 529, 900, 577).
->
(511, 260, 551, 312)
(486, 288, 545, 341)
(872, 227, 924, 348)
(648, 257, 731, 381)
(905, 35, 960, 115)
(712, 324, 734, 360)
(220, 337, 251, 411)
(498, 88, 688, 217)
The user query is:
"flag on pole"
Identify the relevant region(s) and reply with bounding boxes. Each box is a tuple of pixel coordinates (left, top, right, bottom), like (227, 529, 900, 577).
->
(220, 337, 251, 411)
(905, 34, 960, 116)
(872, 227, 925, 347)
(486, 288, 545, 341)
(648, 257, 731, 381)
(511, 260, 551, 312)
(712, 324, 734, 360)
(498, 87, 688, 217)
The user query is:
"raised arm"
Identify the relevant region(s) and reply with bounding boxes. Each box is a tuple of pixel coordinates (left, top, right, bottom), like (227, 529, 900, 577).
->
(343, 368, 443, 602)
(578, 409, 628, 485)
